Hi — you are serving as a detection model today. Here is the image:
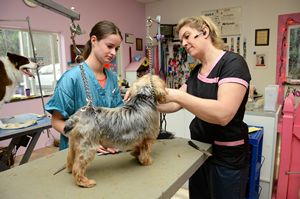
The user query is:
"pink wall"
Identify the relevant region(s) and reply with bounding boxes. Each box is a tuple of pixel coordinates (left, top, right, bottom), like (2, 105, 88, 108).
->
(0, 0, 146, 153)
(0, 0, 146, 70)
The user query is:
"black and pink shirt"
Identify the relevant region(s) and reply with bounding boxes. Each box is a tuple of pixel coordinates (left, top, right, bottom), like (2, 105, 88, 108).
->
(186, 51, 251, 169)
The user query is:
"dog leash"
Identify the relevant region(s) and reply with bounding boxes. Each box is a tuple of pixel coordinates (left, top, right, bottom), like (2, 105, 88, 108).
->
(79, 63, 95, 112)
(146, 18, 156, 100)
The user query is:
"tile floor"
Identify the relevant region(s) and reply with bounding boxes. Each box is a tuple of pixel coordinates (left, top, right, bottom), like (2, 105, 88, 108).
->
(13, 146, 189, 199)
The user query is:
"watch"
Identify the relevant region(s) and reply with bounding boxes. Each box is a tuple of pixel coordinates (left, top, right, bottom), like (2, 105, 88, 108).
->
(23, 0, 38, 8)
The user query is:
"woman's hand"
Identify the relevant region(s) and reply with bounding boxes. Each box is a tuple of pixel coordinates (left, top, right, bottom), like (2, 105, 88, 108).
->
(164, 84, 187, 103)
(97, 145, 119, 155)
(164, 88, 182, 103)
(123, 90, 131, 102)
(156, 88, 184, 113)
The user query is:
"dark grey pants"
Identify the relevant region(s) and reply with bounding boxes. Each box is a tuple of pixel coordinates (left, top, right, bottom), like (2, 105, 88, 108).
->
(189, 159, 249, 199)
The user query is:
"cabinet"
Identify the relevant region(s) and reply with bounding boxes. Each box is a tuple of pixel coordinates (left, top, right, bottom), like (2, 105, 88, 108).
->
(246, 127, 264, 199)
(243, 106, 281, 199)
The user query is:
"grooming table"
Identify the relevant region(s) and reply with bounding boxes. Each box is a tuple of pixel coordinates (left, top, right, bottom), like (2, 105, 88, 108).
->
(0, 113, 51, 171)
(0, 137, 211, 199)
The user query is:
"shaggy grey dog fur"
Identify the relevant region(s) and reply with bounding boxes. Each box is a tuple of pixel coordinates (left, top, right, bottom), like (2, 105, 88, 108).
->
(63, 74, 166, 187)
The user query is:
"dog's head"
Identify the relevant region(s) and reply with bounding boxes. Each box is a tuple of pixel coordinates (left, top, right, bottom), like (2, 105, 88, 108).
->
(7, 52, 37, 77)
(129, 74, 167, 103)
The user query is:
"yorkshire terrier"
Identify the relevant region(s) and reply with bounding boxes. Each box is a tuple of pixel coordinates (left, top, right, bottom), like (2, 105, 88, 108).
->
(64, 74, 167, 188)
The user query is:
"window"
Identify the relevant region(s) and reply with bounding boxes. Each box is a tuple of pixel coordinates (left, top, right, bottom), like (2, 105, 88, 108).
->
(0, 27, 62, 99)
(287, 24, 300, 80)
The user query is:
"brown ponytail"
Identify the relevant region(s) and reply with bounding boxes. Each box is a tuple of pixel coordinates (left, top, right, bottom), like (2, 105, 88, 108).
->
(82, 40, 91, 60)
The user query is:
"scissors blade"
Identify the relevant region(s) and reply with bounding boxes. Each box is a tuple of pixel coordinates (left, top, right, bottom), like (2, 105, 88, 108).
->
(188, 140, 212, 157)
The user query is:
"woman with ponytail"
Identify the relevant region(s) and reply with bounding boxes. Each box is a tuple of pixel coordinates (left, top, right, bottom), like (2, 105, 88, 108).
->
(45, 21, 123, 152)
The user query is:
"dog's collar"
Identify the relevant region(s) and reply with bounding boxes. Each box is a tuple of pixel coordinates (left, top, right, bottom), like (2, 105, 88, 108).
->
(80, 98, 96, 113)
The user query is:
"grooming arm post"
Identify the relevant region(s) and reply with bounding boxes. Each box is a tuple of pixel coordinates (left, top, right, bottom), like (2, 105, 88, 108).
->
(31, 0, 80, 21)
(146, 16, 174, 139)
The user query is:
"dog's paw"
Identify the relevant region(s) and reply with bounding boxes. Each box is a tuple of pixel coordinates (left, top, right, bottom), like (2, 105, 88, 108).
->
(67, 167, 72, 173)
(130, 150, 140, 157)
(139, 157, 153, 166)
(77, 179, 96, 188)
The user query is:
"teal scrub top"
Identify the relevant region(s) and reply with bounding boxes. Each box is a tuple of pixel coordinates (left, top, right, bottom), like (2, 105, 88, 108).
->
(45, 62, 123, 150)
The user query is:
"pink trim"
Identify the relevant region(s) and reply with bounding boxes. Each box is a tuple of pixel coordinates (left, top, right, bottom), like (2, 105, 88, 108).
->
(201, 51, 226, 76)
(198, 51, 226, 79)
(198, 74, 219, 83)
(214, 139, 245, 146)
(218, 77, 249, 88)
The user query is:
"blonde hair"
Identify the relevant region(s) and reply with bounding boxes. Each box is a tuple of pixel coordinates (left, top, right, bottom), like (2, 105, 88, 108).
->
(176, 16, 224, 50)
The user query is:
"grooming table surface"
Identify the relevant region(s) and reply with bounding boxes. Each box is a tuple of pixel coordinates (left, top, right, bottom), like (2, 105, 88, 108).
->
(0, 137, 211, 199)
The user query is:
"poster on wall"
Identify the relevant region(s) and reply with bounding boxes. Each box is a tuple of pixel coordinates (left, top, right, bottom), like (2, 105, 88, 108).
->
(202, 7, 241, 36)
(222, 36, 241, 53)
(255, 53, 267, 68)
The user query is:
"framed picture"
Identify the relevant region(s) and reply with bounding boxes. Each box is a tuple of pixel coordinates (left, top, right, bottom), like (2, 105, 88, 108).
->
(70, 45, 84, 63)
(136, 38, 143, 51)
(255, 29, 269, 46)
(172, 25, 180, 41)
(255, 53, 267, 68)
(125, 33, 134, 44)
(160, 24, 174, 39)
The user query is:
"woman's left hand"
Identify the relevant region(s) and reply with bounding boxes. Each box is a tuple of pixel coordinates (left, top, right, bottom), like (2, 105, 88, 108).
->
(123, 89, 131, 102)
(97, 145, 119, 155)
(164, 88, 183, 103)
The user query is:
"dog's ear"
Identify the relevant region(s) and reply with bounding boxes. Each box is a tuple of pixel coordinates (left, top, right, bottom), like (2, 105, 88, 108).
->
(155, 88, 167, 103)
(152, 76, 167, 103)
(7, 52, 16, 62)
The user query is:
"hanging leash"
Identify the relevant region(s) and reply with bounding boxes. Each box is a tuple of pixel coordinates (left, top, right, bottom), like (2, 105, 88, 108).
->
(70, 20, 84, 63)
(79, 63, 96, 112)
(69, 20, 93, 111)
(146, 17, 156, 100)
(146, 17, 174, 140)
